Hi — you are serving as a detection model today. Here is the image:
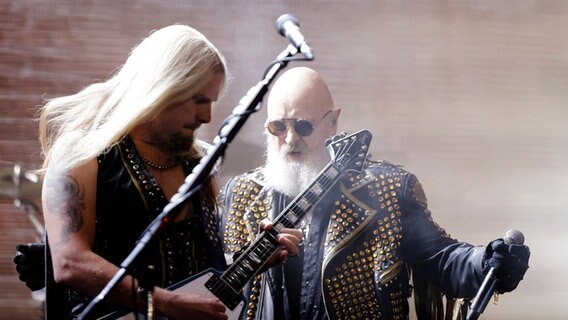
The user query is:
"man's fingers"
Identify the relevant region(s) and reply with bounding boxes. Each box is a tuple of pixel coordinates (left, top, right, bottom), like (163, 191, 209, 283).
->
(259, 219, 273, 231)
(259, 221, 303, 257)
(277, 235, 300, 257)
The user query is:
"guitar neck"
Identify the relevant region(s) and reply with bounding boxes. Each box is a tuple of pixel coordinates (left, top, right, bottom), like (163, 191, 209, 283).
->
(273, 163, 341, 230)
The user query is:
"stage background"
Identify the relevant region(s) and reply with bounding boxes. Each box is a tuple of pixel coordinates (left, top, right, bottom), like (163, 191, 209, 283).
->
(1, 1, 566, 319)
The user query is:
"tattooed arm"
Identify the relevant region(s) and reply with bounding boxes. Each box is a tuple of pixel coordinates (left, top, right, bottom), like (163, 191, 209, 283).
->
(42, 158, 228, 319)
(43, 158, 154, 314)
(42, 158, 98, 286)
(42, 158, 143, 308)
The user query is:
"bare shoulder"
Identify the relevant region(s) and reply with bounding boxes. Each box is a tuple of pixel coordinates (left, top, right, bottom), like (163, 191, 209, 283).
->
(43, 158, 99, 198)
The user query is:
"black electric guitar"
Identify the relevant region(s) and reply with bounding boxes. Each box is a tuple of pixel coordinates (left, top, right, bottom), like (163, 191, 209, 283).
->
(99, 129, 373, 320)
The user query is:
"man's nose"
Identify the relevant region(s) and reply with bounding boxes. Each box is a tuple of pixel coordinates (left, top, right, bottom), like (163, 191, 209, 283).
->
(284, 126, 300, 145)
(197, 104, 212, 123)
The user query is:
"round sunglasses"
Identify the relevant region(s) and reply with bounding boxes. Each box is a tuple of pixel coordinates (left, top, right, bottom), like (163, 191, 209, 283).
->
(266, 109, 333, 137)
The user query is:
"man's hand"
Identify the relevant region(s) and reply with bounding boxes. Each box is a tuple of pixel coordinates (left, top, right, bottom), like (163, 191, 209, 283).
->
(14, 243, 46, 291)
(158, 292, 228, 320)
(484, 238, 531, 293)
(259, 219, 303, 268)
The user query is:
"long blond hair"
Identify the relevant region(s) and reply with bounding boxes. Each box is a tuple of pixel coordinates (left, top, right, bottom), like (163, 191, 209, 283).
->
(38, 24, 228, 172)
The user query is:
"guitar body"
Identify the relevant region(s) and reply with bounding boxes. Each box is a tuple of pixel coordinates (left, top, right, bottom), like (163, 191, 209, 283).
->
(169, 268, 246, 320)
(98, 268, 246, 320)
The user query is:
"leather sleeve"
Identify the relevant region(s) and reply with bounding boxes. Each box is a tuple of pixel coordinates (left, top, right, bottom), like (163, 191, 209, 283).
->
(219, 174, 264, 254)
(219, 176, 246, 253)
(399, 173, 486, 298)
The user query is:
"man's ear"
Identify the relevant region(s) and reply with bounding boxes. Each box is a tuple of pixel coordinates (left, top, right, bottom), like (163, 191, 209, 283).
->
(331, 108, 341, 127)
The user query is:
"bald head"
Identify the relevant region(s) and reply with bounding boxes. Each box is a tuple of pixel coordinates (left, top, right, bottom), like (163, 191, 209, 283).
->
(263, 66, 341, 171)
(267, 67, 334, 120)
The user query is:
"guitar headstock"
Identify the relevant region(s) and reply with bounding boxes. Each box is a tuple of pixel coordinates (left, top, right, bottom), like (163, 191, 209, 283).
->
(326, 129, 373, 173)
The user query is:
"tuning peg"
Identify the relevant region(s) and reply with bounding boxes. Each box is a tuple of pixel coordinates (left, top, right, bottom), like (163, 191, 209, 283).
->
(326, 131, 349, 146)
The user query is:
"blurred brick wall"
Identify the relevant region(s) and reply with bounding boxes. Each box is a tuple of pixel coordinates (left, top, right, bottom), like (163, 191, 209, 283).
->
(1, 1, 567, 319)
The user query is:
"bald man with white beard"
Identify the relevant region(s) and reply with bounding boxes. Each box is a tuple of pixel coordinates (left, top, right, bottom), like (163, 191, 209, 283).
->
(220, 67, 530, 320)
(262, 67, 339, 197)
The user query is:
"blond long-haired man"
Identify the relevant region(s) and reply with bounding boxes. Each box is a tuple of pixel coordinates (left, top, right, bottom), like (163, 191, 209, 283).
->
(37, 24, 300, 320)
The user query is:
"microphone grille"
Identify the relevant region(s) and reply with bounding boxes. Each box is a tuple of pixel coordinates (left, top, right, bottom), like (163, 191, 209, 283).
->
(504, 229, 525, 245)
(275, 14, 299, 35)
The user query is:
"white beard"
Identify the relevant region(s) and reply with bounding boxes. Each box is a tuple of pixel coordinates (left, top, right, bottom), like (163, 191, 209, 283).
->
(263, 143, 329, 198)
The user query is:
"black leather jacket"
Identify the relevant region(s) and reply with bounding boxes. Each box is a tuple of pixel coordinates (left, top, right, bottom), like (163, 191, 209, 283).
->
(221, 159, 486, 320)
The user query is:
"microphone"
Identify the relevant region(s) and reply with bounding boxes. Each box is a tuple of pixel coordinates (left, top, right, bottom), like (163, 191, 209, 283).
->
(466, 229, 525, 320)
(275, 14, 314, 60)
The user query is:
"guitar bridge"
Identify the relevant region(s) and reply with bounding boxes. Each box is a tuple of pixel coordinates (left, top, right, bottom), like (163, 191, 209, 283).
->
(205, 274, 242, 310)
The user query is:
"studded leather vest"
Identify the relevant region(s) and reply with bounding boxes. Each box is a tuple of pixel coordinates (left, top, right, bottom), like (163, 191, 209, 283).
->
(62, 137, 226, 317)
(221, 159, 484, 320)
(94, 137, 225, 285)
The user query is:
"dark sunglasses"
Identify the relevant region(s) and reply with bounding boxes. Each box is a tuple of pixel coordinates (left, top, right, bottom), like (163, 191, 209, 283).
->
(266, 109, 333, 137)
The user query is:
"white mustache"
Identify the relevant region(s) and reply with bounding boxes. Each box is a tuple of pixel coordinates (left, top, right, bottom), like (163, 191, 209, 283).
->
(281, 145, 303, 154)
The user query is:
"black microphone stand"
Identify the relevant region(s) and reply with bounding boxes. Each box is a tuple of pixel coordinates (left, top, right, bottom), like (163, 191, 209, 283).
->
(466, 268, 498, 320)
(77, 43, 312, 320)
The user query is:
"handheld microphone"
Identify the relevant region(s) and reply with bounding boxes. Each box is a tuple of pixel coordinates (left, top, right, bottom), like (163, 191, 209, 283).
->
(275, 14, 314, 60)
(466, 229, 525, 320)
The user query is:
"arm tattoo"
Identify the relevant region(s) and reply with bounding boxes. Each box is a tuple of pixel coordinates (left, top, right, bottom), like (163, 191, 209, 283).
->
(45, 173, 86, 250)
